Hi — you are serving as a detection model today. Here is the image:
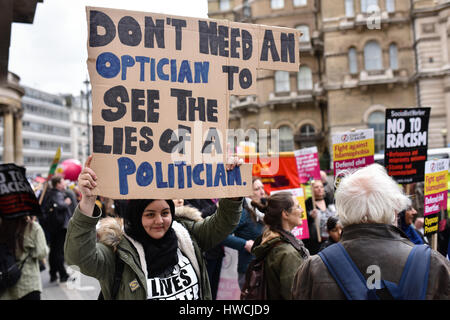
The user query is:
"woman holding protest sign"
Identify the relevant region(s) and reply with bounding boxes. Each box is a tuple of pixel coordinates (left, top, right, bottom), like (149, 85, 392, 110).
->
(64, 155, 244, 300)
(242, 192, 309, 300)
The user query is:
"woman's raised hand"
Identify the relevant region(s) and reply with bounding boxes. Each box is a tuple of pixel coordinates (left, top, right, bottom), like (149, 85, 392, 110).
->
(78, 155, 98, 216)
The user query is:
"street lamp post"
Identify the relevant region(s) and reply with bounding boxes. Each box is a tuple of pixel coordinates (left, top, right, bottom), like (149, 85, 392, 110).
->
(83, 78, 90, 155)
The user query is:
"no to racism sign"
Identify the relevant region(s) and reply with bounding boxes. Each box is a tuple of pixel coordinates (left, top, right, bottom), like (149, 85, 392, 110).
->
(384, 107, 430, 184)
(86, 7, 301, 199)
(0, 164, 41, 219)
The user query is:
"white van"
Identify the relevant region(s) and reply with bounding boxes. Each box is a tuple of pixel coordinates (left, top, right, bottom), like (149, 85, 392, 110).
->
(374, 147, 450, 166)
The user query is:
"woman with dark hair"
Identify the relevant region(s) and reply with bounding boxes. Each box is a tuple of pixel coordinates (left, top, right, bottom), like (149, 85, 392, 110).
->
(64, 156, 244, 300)
(0, 215, 48, 300)
(249, 192, 309, 300)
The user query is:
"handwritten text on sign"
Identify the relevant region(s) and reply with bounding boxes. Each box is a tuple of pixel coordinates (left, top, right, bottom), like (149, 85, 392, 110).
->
(86, 7, 300, 198)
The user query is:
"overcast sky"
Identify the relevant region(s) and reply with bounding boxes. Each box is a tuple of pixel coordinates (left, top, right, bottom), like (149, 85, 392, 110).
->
(8, 0, 208, 96)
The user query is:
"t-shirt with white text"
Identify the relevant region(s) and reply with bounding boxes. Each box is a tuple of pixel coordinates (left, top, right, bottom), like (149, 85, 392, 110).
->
(146, 248, 199, 300)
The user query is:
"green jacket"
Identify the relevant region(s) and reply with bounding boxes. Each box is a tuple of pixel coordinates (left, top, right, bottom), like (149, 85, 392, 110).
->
(0, 221, 49, 300)
(64, 198, 242, 300)
(252, 230, 308, 300)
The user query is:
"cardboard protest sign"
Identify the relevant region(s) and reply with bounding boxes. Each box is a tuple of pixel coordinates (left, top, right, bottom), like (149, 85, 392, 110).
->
(0, 164, 41, 219)
(332, 129, 375, 187)
(86, 7, 301, 199)
(294, 147, 321, 184)
(271, 187, 309, 240)
(384, 108, 430, 184)
(423, 159, 448, 236)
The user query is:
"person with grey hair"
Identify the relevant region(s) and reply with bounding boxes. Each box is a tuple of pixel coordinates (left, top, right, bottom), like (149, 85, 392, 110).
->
(292, 164, 450, 300)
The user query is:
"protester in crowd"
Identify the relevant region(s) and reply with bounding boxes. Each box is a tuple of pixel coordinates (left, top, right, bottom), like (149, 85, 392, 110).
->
(303, 180, 337, 255)
(320, 170, 334, 204)
(413, 182, 425, 218)
(319, 216, 343, 252)
(397, 206, 424, 245)
(292, 164, 450, 300)
(0, 215, 49, 300)
(221, 177, 266, 289)
(65, 184, 78, 215)
(182, 197, 222, 299)
(414, 217, 425, 234)
(64, 155, 243, 300)
(437, 211, 450, 259)
(250, 192, 309, 300)
(41, 176, 73, 283)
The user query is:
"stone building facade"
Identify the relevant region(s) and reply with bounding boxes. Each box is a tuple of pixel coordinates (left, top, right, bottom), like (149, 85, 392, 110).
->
(412, 0, 450, 148)
(209, 0, 329, 166)
(208, 0, 449, 166)
(322, 0, 417, 154)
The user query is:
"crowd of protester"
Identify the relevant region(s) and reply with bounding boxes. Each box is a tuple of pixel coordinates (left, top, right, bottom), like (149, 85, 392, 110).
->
(1, 160, 449, 300)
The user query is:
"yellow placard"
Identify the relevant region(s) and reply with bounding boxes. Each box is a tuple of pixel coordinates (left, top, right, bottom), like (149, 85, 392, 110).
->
(424, 171, 448, 196)
(333, 139, 374, 162)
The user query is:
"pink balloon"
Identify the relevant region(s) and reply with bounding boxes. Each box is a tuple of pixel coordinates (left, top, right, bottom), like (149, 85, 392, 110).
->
(60, 159, 82, 181)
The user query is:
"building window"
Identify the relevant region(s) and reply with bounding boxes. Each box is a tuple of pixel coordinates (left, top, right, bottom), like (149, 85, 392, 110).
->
(279, 125, 294, 152)
(296, 25, 310, 42)
(219, 0, 230, 11)
(275, 71, 290, 92)
(389, 43, 398, 70)
(298, 66, 313, 90)
(348, 47, 358, 74)
(271, 0, 284, 9)
(364, 41, 383, 71)
(386, 0, 395, 13)
(345, 0, 355, 17)
(361, 0, 379, 13)
(368, 111, 385, 153)
(300, 124, 316, 137)
(293, 0, 307, 7)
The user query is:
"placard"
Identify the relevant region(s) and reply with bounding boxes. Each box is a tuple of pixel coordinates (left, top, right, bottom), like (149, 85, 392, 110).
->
(423, 159, 448, 236)
(0, 164, 41, 219)
(384, 108, 430, 184)
(86, 7, 301, 199)
(332, 129, 375, 186)
(270, 187, 309, 240)
(294, 146, 321, 184)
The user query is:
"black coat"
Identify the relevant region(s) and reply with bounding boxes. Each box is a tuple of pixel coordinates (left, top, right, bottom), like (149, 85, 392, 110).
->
(41, 188, 72, 231)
